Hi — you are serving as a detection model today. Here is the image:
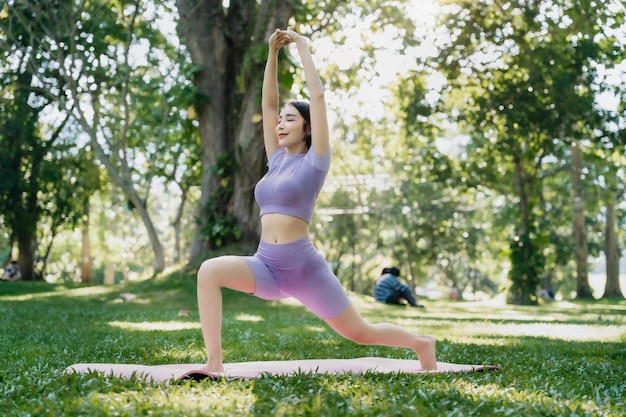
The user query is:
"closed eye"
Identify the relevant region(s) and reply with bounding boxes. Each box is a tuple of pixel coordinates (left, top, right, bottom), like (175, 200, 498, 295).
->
(277, 117, 296, 124)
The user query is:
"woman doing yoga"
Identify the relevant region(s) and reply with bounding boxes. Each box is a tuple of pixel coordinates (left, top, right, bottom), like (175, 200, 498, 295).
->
(196, 28, 437, 372)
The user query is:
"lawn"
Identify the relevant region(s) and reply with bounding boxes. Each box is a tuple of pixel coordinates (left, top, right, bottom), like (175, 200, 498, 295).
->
(1, 272, 625, 416)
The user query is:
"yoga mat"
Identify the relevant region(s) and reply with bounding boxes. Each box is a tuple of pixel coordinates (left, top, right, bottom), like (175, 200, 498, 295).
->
(66, 357, 500, 382)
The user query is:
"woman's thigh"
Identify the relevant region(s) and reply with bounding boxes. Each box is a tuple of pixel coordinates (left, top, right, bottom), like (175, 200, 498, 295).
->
(198, 255, 256, 294)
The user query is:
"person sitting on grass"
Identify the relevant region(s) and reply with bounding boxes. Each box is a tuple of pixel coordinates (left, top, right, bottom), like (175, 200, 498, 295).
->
(2, 260, 21, 281)
(374, 267, 424, 308)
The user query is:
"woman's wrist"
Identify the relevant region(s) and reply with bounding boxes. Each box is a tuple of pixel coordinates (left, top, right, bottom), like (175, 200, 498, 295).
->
(267, 47, 279, 59)
(294, 36, 309, 49)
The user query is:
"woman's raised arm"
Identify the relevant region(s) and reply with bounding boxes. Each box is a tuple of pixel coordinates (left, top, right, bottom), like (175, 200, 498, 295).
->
(262, 29, 290, 159)
(285, 29, 330, 156)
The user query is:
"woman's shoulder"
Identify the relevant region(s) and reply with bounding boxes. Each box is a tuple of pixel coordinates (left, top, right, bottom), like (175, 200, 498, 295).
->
(267, 147, 287, 166)
(305, 147, 331, 172)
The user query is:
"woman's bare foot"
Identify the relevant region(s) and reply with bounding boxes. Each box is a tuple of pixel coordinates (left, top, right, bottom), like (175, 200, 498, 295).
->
(202, 357, 224, 373)
(415, 335, 437, 371)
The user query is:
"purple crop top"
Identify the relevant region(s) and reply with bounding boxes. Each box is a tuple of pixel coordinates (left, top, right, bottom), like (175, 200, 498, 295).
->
(254, 147, 331, 224)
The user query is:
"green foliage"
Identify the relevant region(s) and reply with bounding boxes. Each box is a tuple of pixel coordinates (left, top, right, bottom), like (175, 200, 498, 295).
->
(507, 231, 546, 305)
(402, 0, 626, 303)
(200, 151, 241, 249)
(2, 0, 198, 274)
(0, 11, 99, 279)
(1, 274, 625, 416)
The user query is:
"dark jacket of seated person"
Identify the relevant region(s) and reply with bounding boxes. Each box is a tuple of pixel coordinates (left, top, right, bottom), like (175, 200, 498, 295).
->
(373, 267, 422, 307)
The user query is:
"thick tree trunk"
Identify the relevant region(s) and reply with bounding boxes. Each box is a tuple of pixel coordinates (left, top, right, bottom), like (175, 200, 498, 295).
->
(232, 88, 266, 242)
(230, 1, 298, 239)
(603, 182, 623, 298)
(571, 140, 593, 299)
(231, 1, 295, 201)
(177, 0, 234, 261)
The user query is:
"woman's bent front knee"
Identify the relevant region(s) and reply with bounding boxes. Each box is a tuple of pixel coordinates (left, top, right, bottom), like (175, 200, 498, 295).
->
(197, 259, 219, 289)
(197, 256, 256, 293)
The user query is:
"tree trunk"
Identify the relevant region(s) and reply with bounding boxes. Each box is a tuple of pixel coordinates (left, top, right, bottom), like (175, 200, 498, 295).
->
(541, 269, 554, 296)
(104, 261, 115, 285)
(130, 192, 166, 274)
(178, 0, 235, 261)
(81, 201, 93, 283)
(4, 71, 42, 282)
(602, 180, 623, 298)
(571, 140, 593, 299)
(103, 217, 116, 285)
(232, 1, 295, 242)
(172, 190, 187, 264)
(232, 88, 266, 242)
(507, 152, 542, 305)
(16, 232, 37, 281)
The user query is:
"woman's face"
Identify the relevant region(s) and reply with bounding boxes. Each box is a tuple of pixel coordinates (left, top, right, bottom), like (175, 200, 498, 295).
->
(276, 104, 308, 149)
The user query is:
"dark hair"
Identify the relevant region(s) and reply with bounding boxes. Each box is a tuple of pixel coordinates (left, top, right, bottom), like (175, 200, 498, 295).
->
(381, 267, 400, 276)
(287, 100, 312, 149)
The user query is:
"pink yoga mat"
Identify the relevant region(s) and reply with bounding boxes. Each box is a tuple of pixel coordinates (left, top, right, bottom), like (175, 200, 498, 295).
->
(66, 357, 500, 382)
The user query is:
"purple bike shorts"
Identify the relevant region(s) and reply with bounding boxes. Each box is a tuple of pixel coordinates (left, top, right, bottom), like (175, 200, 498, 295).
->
(244, 237, 350, 319)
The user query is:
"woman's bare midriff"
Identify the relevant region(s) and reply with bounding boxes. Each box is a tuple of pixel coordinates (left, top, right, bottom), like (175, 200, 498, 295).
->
(260, 213, 309, 244)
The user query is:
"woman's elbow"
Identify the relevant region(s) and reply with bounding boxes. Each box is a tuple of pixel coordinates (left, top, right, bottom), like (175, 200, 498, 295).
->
(309, 90, 326, 102)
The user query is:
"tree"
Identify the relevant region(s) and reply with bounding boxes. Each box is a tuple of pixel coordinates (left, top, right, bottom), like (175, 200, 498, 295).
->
(595, 108, 626, 299)
(602, 162, 625, 298)
(0, 1, 91, 280)
(417, 0, 624, 303)
(175, 0, 294, 261)
(305, 1, 438, 289)
(75, 149, 103, 283)
(0, 69, 53, 280)
(2, 0, 194, 274)
(176, 0, 425, 265)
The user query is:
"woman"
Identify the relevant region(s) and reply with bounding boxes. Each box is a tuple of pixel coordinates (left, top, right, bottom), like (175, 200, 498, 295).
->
(197, 28, 437, 372)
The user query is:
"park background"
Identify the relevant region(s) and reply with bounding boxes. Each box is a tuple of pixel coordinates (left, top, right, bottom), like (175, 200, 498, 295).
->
(1, 0, 625, 304)
(1, 1, 625, 416)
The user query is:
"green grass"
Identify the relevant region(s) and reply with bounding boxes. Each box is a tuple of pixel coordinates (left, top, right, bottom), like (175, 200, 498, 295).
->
(1, 273, 625, 416)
